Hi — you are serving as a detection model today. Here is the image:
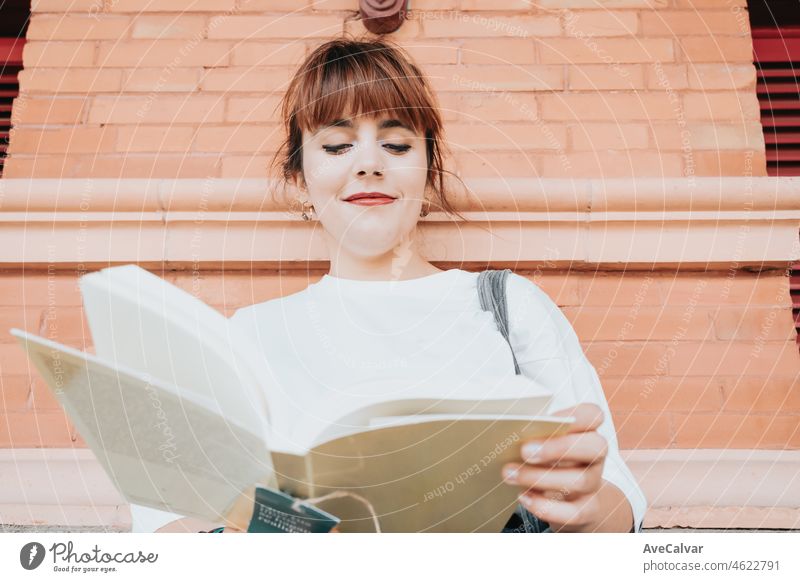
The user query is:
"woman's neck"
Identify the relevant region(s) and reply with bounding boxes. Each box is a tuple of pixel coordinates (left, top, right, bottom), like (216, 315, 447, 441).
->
(327, 250, 443, 282)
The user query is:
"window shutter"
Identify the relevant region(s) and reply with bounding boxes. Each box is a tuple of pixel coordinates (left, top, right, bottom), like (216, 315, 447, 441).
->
(751, 23, 800, 346)
(0, 37, 24, 178)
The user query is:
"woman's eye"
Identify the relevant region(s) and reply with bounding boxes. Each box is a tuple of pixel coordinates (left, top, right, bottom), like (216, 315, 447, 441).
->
(322, 144, 351, 154)
(384, 143, 411, 153)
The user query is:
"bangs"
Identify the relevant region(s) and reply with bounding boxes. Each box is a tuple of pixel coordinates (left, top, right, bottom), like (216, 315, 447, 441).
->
(286, 40, 440, 136)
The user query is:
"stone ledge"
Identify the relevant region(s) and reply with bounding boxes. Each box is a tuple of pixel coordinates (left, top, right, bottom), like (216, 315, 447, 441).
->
(0, 177, 798, 269)
(2, 447, 798, 530)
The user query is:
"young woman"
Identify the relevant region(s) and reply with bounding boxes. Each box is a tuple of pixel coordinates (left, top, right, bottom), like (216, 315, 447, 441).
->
(131, 37, 646, 534)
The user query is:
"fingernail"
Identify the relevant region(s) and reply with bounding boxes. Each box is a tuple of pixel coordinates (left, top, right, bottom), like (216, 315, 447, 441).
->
(523, 443, 542, 460)
(502, 467, 519, 482)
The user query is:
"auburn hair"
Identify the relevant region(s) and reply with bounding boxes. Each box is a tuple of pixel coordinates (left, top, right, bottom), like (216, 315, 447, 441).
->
(269, 36, 469, 222)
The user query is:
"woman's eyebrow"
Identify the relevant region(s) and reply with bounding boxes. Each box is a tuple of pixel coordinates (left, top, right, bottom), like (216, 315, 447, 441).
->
(313, 118, 413, 134)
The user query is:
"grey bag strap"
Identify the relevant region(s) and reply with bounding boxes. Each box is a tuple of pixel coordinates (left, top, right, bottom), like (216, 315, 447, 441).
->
(478, 269, 551, 533)
(477, 268, 521, 376)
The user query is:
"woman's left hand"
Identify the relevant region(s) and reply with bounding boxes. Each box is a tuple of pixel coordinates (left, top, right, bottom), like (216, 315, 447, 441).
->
(501, 403, 608, 533)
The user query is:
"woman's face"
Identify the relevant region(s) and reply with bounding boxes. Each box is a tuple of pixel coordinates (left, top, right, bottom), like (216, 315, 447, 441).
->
(300, 113, 430, 259)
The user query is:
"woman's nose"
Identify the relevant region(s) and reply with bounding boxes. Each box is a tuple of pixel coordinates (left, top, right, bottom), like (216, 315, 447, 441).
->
(353, 142, 383, 177)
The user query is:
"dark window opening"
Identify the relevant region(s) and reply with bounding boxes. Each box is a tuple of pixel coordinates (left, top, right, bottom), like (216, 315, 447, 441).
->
(748, 0, 800, 347)
(0, 0, 29, 178)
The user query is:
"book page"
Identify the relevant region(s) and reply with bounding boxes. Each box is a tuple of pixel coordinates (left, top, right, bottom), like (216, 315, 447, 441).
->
(79, 265, 292, 444)
(12, 330, 275, 523)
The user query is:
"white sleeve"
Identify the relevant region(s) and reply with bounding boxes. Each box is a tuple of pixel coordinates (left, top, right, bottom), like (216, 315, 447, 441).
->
(505, 273, 648, 532)
(129, 503, 187, 533)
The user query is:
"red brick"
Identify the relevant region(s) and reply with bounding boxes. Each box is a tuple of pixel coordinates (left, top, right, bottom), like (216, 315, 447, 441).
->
(672, 413, 800, 448)
(220, 155, 271, 178)
(569, 123, 650, 150)
(116, 126, 196, 153)
(712, 307, 797, 341)
(1, 374, 63, 411)
(578, 273, 663, 306)
(568, 64, 646, 90)
(460, 39, 536, 65)
(199, 67, 292, 92)
(193, 126, 282, 154)
(131, 15, 208, 39)
(242, 0, 313, 9)
(562, 11, 639, 37)
(108, 0, 236, 11)
(460, 0, 533, 8)
(97, 40, 232, 67)
(451, 151, 540, 178)
(4, 154, 221, 179)
(541, 151, 683, 178)
(669, 341, 800, 376)
(538, 0, 666, 5)
(694, 150, 768, 177)
(430, 64, 563, 92)
(447, 122, 567, 150)
(231, 41, 309, 67)
(522, 273, 582, 307)
(0, 344, 35, 376)
(9, 128, 117, 155)
(423, 15, 560, 39)
(0, 308, 44, 339)
(641, 10, 749, 36)
(226, 96, 287, 123)
(11, 99, 86, 125)
(605, 376, 724, 412)
(659, 273, 791, 307)
(27, 15, 132, 40)
(584, 342, 670, 378)
(0, 273, 83, 307)
(687, 64, 757, 91)
(403, 42, 460, 65)
(722, 376, 800, 413)
(18, 68, 123, 93)
(23, 41, 96, 67)
(437, 92, 525, 122)
(0, 411, 76, 447)
(208, 15, 343, 39)
(649, 123, 764, 151)
(123, 68, 201, 93)
(88, 96, 226, 124)
(540, 93, 676, 121)
(683, 92, 760, 121)
(538, 39, 674, 64)
(563, 305, 714, 341)
(646, 63, 689, 90)
(678, 37, 754, 63)
(32, 0, 100, 11)
(613, 411, 673, 449)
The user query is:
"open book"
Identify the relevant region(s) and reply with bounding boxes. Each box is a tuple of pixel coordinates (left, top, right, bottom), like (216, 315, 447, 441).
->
(11, 265, 575, 532)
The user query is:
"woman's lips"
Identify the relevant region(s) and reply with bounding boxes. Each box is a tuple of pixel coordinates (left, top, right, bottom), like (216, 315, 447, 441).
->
(346, 197, 396, 206)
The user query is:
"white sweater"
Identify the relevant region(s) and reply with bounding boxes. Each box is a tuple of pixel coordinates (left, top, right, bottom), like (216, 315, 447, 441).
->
(130, 268, 647, 532)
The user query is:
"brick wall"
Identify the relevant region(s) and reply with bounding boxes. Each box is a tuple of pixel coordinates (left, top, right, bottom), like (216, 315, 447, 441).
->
(2, 268, 796, 451)
(6, 0, 764, 179)
(1, 0, 798, 517)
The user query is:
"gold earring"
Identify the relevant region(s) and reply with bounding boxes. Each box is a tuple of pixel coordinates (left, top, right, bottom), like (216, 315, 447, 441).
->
(299, 198, 315, 221)
(419, 199, 431, 218)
